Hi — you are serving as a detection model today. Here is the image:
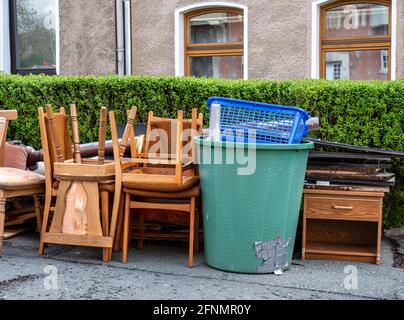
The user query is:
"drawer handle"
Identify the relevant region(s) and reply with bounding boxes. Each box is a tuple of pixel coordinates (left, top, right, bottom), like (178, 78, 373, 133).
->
(332, 205, 353, 210)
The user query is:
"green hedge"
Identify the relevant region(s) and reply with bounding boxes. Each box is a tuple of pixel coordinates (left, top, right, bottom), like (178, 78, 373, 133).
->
(0, 74, 403, 227)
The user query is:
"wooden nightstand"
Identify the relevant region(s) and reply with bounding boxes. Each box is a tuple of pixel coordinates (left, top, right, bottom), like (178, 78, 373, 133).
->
(302, 185, 390, 265)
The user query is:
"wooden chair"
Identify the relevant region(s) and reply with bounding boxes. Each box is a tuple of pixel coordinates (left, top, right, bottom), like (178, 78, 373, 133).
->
(0, 110, 45, 256)
(112, 110, 203, 252)
(38, 105, 115, 261)
(109, 109, 202, 267)
(38, 106, 73, 254)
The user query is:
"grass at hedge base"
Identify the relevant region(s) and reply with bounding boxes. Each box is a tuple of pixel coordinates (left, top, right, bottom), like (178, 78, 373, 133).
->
(0, 74, 403, 227)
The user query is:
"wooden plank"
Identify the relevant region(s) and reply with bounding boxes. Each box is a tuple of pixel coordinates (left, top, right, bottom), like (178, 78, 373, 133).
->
(50, 180, 72, 233)
(309, 152, 391, 162)
(130, 201, 191, 212)
(101, 191, 109, 237)
(4, 186, 43, 198)
(307, 139, 404, 158)
(303, 189, 386, 197)
(307, 169, 378, 176)
(4, 226, 33, 240)
(54, 161, 115, 178)
(82, 181, 103, 236)
(62, 181, 88, 235)
(121, 158, 178, 165)
(306, 242, 377, 257)
(122, 173, 179, 184)
(306, 172, 395, 183)
(5, 212, 36, 226)
(54, 174, 115, 183)
(43, 233, 112, 248)
(0, 110, 18, 121)
(304, 184, 390, 193)
(133, 229, 204, 241)
(305, 252, 377, 264)
(308, 161, 382, 173)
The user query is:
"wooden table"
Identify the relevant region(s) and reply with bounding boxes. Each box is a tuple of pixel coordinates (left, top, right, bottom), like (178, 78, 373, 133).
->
(302, 184, 390, 264)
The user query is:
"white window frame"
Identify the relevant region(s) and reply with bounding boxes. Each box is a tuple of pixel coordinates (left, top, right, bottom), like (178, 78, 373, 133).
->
(311, 0, 397, 80)
(0, 0, 11, 73)
(0, 0, 60, 75)
(175, 2, 248, 80)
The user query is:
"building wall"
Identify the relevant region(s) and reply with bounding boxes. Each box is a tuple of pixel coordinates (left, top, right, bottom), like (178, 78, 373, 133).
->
(59, 0, 116, 75)
(397, 0, 404, 79)
(131, 0, 312, 79)
(56, 0, 403, 80)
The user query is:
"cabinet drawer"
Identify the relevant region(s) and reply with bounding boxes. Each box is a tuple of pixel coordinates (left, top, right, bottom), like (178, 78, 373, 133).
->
(305, 195, 381, 221)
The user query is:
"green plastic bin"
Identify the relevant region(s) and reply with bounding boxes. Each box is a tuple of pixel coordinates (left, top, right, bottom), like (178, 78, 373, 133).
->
(194, 136, 314, 274)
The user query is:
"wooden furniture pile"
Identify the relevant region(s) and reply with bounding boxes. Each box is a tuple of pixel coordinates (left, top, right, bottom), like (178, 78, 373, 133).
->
(37, 104, 202, 267)
(0, 110, 44, 256)
(302, 140, 402, 264)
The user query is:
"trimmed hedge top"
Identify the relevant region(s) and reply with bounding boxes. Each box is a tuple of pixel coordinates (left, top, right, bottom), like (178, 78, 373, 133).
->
(0, 75, 403, 150)
(0, 74, 403, 226)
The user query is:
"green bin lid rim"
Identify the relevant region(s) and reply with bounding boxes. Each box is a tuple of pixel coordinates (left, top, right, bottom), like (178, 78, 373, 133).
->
(193, 136, 314, 150)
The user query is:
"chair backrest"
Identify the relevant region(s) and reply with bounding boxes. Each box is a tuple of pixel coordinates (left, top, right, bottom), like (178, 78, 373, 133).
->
(110, 107, 186, 185)
(38, 106, 73, 189)
(0, 110, 18, 166)
(144, 109, 203, 158)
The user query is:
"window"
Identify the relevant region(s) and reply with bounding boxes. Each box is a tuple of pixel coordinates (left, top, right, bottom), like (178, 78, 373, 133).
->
(184, 8, 244, 79)
(9, 0, 58, 75)
(320, 1, 391, 80)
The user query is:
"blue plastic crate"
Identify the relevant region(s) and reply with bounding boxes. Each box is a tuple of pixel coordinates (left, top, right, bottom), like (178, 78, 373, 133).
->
(207, 97, 310, 144)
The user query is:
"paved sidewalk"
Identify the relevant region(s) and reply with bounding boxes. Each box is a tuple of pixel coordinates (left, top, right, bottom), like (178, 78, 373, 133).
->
(0, 232, 403, 300)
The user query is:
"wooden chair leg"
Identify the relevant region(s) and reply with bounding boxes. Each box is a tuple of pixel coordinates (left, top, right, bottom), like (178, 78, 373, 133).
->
(114, 193, 125, 252)
(0, 197, 5, 257)
(122, 193, 131, 264)
(188, 197, 195, 268)
(137, 209, 144, 250)
(33, 194, 42, 233)
(101, 191, 110, 262)
(101, 191, 109, 236)
(194, 199, 199, 253)
(128, 212, 134, 243)
(39, 192, 52, 255)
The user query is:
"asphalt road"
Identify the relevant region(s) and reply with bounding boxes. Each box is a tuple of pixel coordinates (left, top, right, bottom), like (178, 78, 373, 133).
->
(0, 232, 403, 300)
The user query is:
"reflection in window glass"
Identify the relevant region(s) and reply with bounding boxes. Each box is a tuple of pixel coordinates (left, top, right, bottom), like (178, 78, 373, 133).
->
(15, 0, 57, 70)
(190, 12, 243, 44)
(189, 56, 243, 79)
(325, 50, 389, 80)
(324, 4, 389, 38)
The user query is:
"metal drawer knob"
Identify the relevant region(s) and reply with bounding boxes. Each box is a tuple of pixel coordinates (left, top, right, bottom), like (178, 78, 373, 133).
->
(332, 205, 353, 210)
